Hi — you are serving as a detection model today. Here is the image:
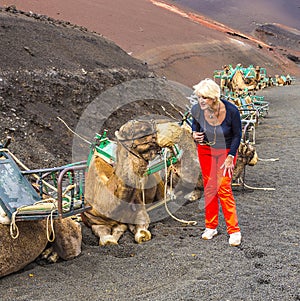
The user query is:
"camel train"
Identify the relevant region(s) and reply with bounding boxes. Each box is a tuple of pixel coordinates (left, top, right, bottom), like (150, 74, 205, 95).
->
(0, 64, 288, 278)
(216, 64, 266, 94)
(213, 64, 295, 144)
(0, 116, 258, 277)
(214, 64, 293, 95)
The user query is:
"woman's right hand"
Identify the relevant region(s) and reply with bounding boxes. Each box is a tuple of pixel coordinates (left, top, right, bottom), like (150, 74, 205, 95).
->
(192, 131, 205, 144)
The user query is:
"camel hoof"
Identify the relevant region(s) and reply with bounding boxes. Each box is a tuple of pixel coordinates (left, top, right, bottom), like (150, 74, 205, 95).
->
(100, 235, 118, 246)
(184, 190, 201, 201)
(41, 247, 53, 259)
(41, 247, 59, 263)
(135, 229, 151, 244)
(48, 252, 60, 263)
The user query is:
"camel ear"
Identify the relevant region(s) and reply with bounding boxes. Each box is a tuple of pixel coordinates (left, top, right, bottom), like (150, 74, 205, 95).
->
(156, 122, 182, 147)
(115, 130, 121, 140)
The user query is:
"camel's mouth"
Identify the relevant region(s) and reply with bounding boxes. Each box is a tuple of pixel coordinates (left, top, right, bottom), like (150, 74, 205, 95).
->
(248, 151, 258, 166)
(135, 142, 162, 162)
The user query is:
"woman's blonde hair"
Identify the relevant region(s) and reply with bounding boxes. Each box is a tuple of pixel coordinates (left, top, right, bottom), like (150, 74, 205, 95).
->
(193, 78, 220, 100)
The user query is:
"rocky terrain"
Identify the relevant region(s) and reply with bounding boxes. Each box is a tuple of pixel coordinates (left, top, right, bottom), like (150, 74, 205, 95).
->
(0, 3, 299, 300)
(0, 6, 168, 168)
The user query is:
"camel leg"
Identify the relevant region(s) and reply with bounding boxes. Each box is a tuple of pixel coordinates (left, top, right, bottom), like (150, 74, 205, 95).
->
(184, 189, 202, 201)
(91, 224, 118, 246)
(41, 247, 60, 263)
(183, 174, 203, 201)
(128, 223, 151, 244)
(133, 206, 151, 244)
(41, 246, 54, 260)
(52, 218, 82, 260)
(111, 224, 128, 243)
(135, 226, 151, 243)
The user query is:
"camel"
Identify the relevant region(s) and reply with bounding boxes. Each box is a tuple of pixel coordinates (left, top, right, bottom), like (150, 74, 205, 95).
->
(220, 65, 231, 93)
(227, 69, 257, 93)
(267, 77, 274, 87)
(220, 65, 268, 94)
(0, 217, 82, 278)
(250, 66, 267, 90)
(0, 144, 85, 278)
(275, 74, 292, 86)
(82, 118, 199, 246)
(275, 75, 285, 86)
(285, 74, 292, 85)
(233, 142, 258, 181)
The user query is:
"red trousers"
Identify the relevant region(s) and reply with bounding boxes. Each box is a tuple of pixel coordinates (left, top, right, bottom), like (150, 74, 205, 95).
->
(197, 144, 240, 234)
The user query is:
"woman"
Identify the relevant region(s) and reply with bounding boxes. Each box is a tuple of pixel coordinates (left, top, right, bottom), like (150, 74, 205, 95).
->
(191, 78, 242, 246)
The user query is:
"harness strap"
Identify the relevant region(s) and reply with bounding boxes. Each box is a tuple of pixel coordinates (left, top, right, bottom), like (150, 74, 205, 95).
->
(117, 138, 149, 163)
(116, 131, 157, 142)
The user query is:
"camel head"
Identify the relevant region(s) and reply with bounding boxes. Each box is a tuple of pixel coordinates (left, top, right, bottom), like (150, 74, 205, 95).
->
(222, 65, 230, 73)
(156, 119, 200, 190)
(233, 142, 258, 181)
(115, 118, 199, 188)
(115, 119, 161, 163)
(115, 117, 186, 159)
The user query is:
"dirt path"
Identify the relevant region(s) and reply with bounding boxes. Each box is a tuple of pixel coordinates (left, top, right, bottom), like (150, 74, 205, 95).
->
(0, 81, 299, 300)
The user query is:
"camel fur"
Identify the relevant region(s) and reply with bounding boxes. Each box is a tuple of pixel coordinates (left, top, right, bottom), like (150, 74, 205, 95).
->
(220, 65, 231, 93)
(0, 217, 82, 278)
(228, 69, 257, 93)
(275, 74, 292, 86)
(220, 65, 268, 93)
(82, 118, 200, 246)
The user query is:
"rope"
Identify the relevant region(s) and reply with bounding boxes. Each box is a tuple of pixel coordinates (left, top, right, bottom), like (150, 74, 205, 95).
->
(140, 178, 146, 206)
(10, 210, 20, 239)
(9, 199, 57, 240)
(240, 178, 276, 191)
(163, 149, 197, 226)
(57, 117, 92, 145)
(258, 157, 279, 162)
(146, 196, 173, 212)
(46, 210, 56, 242)
(160, 105, 177, 120)
(62, 184, 76, 197)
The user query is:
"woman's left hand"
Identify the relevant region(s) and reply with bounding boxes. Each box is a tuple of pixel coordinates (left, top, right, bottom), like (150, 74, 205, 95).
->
(220, 155, 235, 178)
